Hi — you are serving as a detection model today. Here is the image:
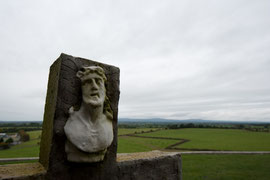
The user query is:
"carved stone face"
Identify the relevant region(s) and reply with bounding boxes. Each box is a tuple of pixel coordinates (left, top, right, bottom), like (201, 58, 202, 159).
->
(81, 73, 105, 107)
(64, 65, 113, 163)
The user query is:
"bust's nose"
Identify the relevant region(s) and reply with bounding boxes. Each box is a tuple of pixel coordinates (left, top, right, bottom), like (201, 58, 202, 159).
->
(91, 79, 99, 90)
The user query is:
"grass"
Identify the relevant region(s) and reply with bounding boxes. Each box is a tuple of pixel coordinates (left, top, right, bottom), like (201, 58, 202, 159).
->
(2, 128, 270, 158)
(117, 128, 158, 135)
(138, 128, 270, 151)
(1, 129, 163, 158)
(1, 128, 270, 179)
(0, 130, 41, 158)
(27, 130, 41, 139)
(182, 154, 270, 180)
(118, 136, 179, 153)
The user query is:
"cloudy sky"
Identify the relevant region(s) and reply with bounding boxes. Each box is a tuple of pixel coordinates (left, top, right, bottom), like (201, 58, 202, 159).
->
(0, 0, 269, 122)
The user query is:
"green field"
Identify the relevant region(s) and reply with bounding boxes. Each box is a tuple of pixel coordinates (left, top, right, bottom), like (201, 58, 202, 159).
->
(118, 136, 179, 153)
(1, 128, 270, 179)
(117, 128, 158, 135)
(27, 130, 41, 139)
(0, 130, 41, 158)
(182, 154, 270, 180)
(137, 128, 270, 151)
(1, 128, 270, 157)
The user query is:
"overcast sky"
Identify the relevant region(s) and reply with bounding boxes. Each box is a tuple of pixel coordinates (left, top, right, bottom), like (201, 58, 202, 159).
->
(0, 0, 269, 122)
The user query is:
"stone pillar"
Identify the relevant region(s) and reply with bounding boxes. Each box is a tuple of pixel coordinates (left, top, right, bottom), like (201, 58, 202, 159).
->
(39, 53, 120, 180)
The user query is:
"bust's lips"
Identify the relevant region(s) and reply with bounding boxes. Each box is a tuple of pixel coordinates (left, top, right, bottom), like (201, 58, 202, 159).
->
(90, 92, 99, 97)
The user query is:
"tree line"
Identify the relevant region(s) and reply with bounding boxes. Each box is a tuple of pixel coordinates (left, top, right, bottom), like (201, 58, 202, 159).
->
(119, 122, 270, 132)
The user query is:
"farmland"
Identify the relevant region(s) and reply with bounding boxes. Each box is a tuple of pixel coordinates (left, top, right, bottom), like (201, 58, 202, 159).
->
(136, 128, 270, 151)
(118, 136, 179, 153)
(1, 128, 270, 179)
(182, 154, 270, 180)
(117, 128, 159, 135)
(1, 128, 270, 155)
(0, 130, 41, 158)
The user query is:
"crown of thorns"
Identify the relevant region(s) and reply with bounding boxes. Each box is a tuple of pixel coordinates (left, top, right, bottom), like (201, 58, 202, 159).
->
(76, 66, 107, 82)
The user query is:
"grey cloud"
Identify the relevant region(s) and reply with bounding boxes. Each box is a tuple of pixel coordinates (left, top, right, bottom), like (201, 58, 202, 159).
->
(0, 0, 270, 121)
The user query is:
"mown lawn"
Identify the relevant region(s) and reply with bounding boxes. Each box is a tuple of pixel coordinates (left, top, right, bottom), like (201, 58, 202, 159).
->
(27, 130, 41, 139)
(0, 130, 41, 158)
(1, 128, 270, 180)
(2, 128, 270, 158)
(118, 136, 179, 153)
(138, 128, 270, 151)
(182, 154, 270, 180)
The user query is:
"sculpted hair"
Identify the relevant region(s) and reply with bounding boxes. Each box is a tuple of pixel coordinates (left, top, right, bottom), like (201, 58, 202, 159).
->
(77, 66, 107, 83)
(76, 66, 113, 120)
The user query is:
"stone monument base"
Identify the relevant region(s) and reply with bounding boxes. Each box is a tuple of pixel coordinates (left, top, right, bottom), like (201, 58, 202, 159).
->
(0, 151, 182, 180)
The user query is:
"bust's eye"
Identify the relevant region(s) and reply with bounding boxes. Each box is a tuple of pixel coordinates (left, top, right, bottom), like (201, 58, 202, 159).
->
(95, 78, 102, 84)
(85, 79, 92, 84)
(82, 79, 91, 85)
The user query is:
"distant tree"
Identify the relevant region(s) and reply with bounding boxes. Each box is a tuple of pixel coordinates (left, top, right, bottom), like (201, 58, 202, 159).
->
(186, 123, 195, 128)
(18, 130, 30, 142)
(5, 138, 13, 144)
(180, 124, 185, 128)
(168, 124, 179, 129)
(198, 124, 204, 128)
(0, 142, 10, 149)
(236, 124, 245, 129)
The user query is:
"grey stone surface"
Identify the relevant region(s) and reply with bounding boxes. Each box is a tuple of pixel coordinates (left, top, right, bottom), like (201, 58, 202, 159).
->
(117, 153, 182, 180)
(1, 152, 181, 180)
(39, 53, 120, 180)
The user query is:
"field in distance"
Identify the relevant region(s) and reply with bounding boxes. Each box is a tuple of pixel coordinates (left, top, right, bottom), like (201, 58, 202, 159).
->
(135, 128, 270, 151)
(1, 128, 270, 157)
(1, 128, 270, 179)
(0, 130, 40, 158)
(182, 154, 270, 180)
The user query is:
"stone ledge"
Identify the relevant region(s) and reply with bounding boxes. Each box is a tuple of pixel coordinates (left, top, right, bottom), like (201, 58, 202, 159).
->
(0, 157, 39, 163)
(117, 151, 182, 180)
(0, 162, 46, 180)
(117, 150, 181, 162)
(0, 151, 181, 180)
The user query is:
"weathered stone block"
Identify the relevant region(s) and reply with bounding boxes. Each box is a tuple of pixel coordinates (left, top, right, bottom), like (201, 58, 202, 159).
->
(39, 53, 120, 180)
(117, 151, 182, 180)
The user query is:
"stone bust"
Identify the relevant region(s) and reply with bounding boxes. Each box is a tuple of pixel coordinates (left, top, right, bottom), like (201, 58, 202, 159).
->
(64, 66, 113, 163)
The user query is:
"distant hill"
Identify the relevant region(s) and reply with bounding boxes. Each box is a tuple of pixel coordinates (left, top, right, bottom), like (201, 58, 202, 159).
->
(0, 121, 42, 126)
(0, 119, 269, 125)
(119, 118, 270, 124)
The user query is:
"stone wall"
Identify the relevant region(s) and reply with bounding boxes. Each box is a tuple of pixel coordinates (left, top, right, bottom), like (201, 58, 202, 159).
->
(117, 151, 182, 180)
(1, 151, 181, 180)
